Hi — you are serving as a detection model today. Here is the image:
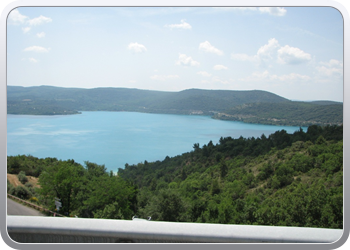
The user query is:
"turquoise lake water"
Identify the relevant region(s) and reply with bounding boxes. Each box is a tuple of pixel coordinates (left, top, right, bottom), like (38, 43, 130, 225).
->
(7, 111, 306, 173)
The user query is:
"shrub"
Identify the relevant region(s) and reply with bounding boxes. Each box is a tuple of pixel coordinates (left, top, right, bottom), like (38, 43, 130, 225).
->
(291, 141, 305, 151)
(257, 162, 273, 181)
(7, 179, 14, 192)
(18, 171, 28, 184)
(7, 183, 14, 193)
(13, 186, 32, 200)
(29, 197, 39, 203)
(25, 182, 33, 188)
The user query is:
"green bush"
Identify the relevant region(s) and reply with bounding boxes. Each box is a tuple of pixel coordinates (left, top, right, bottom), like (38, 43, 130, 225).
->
(13, 186, 32, 200)
(7, 181, 14, 193)
(25, 182, 33, 188)
(18, 171, 28, 184)
(29, 197, 39, 203)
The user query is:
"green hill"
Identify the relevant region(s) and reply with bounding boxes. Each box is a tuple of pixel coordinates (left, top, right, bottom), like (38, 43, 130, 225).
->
(7, 85, 342, 126)
(118, 125, 343, 228)
(7, 125, 343, 228)
(7, 86, 289, 114)
(214, 102, 343, 126)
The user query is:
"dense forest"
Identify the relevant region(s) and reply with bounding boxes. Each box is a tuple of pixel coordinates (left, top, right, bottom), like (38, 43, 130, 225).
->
(7, 85, 342, 126)
(7, 125, 343, 229)
(214, 101, 343, 126)
(7, 158, 138, 219)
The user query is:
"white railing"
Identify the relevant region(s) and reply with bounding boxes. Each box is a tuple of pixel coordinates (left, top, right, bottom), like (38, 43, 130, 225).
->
(7, 215, 343, 243)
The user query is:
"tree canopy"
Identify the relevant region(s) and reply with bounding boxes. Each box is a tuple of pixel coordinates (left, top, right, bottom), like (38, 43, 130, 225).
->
(7, 125, 343, 228)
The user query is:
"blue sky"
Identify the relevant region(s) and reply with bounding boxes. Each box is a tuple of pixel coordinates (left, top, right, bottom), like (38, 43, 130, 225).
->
(7, 6, 344, 102)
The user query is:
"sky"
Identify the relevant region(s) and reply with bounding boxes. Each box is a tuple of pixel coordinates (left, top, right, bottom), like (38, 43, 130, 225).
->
(6, 6, 344, 102)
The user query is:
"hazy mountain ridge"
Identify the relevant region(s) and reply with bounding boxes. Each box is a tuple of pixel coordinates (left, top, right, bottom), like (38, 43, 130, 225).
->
(7, 85, 342, 126)
(7, 85, 289, 114)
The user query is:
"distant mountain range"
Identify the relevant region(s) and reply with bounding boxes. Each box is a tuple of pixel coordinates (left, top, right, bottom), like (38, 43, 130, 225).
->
(7, 85, 343, 126)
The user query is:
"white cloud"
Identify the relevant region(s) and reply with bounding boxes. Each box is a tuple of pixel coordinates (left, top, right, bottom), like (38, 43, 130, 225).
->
(248, 70, 270, 81)
(23, 46, 50, 53)
(276, 73, 311, 81)
(8, 9, 28, 25)
(201, 80, 211, 84)
(277, 45, 311, 64)
(213, 7, 258, 11)
(21, 58, 39, 63)
(166, 19, 192, 29)
(329, 59, 343, 67)
(197, 71, 212, 77)
(232, 38, 280, 64)
(22, 27, 31, 33)
(27, 15, 52, 26)
(258, 7, 287, 16)
(212, 76, 229, 84)
(213, 65, 228, 70)
(257, 38, 280, 61)
(317, 66, 342, 77)
(320, 59, 343, 68)
(231, 53, 257, 62)
(8, 9, 52, 29)
(240, 70, 311, 82)
(29, 58, 38, 63)
(212, 7, 287, 16)
(317, 59, 343, 77)
(150, 75, 179, 81)
(36, 32, 45, 38)
(232, 38, 312, 66)
(199, 41, 223, 56)
(176, 54, 200, 66)
(128, 42, 147, 53)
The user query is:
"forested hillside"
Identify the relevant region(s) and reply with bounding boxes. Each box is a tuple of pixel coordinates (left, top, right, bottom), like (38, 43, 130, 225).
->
(118, 125, 343, 228)
(7, 85, 342, 126)
(7, 125, 343, 229)
(7, 86, 288, 114)
(214, 102, 343, 126)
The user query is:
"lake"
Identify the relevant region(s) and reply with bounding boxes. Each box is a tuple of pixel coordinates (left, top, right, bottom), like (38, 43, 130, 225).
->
(7, 111, 306, 173)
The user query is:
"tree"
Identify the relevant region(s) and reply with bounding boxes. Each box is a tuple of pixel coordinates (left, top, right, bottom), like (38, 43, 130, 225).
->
(211, 178, 220, 195)
(157, 189, 187, 222)
(269, 129, 291, 149)
(193, 143, 200, 151)
(81, 175, 137, 219)
(220, 160, 228, 178)
(315, 135, 326, 145)
(202, 145, 210, 157)
(218, 197, 234, 224)
(39, 161, 85, 215)
(93, 201, 124, 219)
(190, 198, 207, 222)
(257, 162, 274, 181)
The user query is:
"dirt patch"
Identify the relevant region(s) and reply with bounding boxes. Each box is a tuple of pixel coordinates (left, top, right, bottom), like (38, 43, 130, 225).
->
(7, 173, 40, 188)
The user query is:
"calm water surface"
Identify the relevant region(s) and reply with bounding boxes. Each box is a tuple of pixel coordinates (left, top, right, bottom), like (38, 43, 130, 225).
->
(7, 111, 305, 172)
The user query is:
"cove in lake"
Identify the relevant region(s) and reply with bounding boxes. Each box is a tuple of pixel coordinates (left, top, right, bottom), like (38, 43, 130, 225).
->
(7, 111, 306, 173)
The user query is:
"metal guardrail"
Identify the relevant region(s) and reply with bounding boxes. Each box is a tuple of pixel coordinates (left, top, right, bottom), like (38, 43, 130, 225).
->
(7, 215, 343, 243)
